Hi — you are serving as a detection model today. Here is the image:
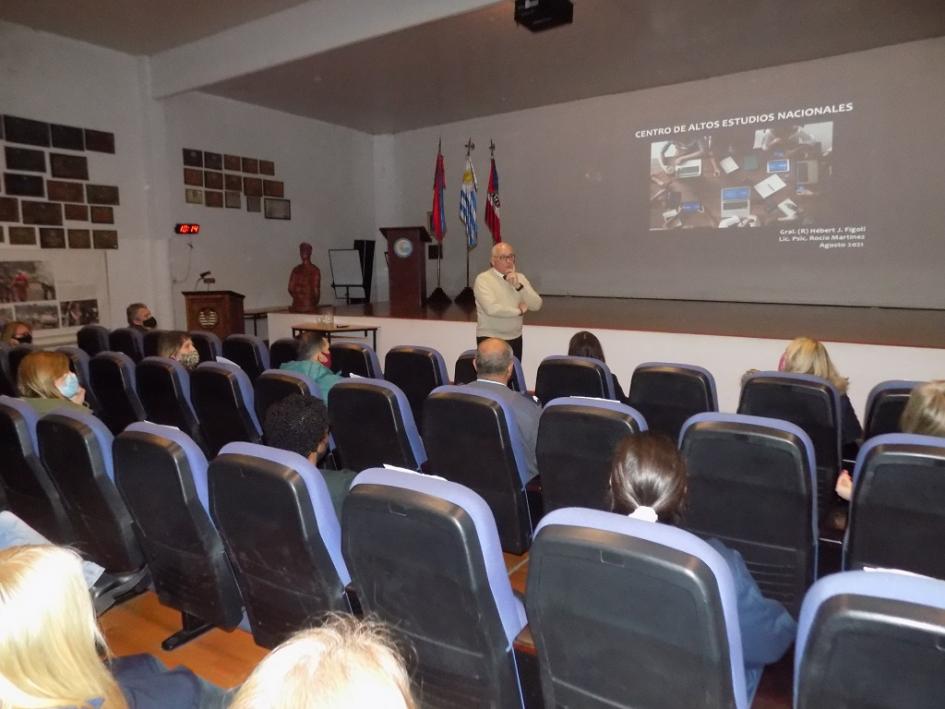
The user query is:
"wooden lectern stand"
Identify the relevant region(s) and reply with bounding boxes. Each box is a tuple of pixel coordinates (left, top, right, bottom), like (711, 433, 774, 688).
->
(182, 290, 245, 338)
(380, 226, 430, 310)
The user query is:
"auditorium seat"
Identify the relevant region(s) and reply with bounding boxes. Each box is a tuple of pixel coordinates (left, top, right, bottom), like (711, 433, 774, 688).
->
(136, 356, 206, 453)
(627, 362, 718, 441)
(109, 327, 145, 362)
(423, 384, 534, 554)
(7, 343, 36, 387)
(454, 348, 527, 391)
(0, 395, 75, 542)
(36, 407, 146, 576)
(343, 468, 527, 708)
(527, 508, 751, 708)
(222, 334, 270, 382)
(383, 345, 449, 429)
(327, 379, 426, 472)
(534, 355, 616, 405)
(114, 422, 244, 650)
(77, 324, 110, 357)
(267, 337, 300, 371)
(190, 362, 262, 456)
(863, 379, 922, 439)
(141, 329, 165, 358)
(189, 330, 222, 363)
(0, 344, 16, 396)
(794, 570, 945, 709)
(254, 368, 322, 424)
(89, 352, 147, 435)
(209, 442, 352, 648)
(843, 433, 945, 580)
(679, 412, 817, 617)
(329, 341, 382, 378)
(738, 371, 841, 516)
(57, 346, 101, 413)
(536, 397, 647, 514)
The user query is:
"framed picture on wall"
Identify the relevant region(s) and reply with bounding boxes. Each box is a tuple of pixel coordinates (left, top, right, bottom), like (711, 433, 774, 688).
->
(263, 198, 291, 220)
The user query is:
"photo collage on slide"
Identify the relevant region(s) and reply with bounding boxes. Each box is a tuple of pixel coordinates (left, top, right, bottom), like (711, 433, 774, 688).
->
(649, 122, 833, 230)
(0, 260, 100, 331)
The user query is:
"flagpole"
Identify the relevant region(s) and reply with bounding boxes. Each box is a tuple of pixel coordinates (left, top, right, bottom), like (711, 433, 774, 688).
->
(454, 137, 477, 307)
(428, 137, 452, 306)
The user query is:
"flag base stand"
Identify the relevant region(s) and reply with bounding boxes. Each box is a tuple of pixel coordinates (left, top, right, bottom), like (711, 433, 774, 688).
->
(453, 286, 476, 307)
(427, 287, 453, 306)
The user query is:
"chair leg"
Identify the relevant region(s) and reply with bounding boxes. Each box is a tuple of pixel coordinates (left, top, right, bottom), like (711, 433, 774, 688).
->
(161, 611, 214, 651)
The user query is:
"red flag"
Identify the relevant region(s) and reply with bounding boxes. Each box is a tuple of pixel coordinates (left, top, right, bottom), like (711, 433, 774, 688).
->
(485, 157, 501, 243)
(431, 143, 446, 242)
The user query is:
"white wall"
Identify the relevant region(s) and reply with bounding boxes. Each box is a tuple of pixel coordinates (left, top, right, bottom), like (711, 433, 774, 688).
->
(156, 92, 377, 327)
(0, 21, 165, 328)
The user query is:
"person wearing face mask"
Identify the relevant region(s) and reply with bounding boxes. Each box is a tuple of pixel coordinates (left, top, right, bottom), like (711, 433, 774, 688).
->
(279, 332, 343, 402)
(16, 351, 89, 415)
(2, 320, 33, 346)
(125, 302, 157, 331)
(156, 331, 200, 370)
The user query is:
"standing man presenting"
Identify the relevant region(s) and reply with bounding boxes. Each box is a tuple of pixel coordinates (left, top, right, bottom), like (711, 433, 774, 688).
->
(473, 242, 542, 361)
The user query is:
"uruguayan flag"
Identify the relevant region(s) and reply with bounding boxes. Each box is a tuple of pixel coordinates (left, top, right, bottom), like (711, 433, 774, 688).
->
(459, 156, 479, 249)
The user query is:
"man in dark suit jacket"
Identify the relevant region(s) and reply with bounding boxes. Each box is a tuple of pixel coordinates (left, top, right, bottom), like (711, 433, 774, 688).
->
(464, 338, 540, 482)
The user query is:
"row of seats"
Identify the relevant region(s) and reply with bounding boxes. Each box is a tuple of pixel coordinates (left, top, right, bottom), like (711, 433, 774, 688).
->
(2, 403, 940, 707)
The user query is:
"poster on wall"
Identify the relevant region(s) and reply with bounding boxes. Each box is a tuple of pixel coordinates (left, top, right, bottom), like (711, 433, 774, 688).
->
(60, 299, 100, 326)
(13, 302, 60, 331)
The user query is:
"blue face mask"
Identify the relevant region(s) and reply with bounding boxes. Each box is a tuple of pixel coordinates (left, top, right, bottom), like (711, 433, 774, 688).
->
(57, 372, 80, 399)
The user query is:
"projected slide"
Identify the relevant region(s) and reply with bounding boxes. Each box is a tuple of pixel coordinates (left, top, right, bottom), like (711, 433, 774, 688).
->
(648, 122, 834, 230)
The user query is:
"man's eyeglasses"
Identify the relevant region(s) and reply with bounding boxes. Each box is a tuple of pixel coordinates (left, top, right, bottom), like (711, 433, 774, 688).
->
(496, 254, 516, 261)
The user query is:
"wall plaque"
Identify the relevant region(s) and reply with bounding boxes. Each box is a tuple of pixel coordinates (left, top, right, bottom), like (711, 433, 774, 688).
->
(50, 153, 89, 180)
(204, 152, 222, 170)
(3, 115, 50, 147)
(225, 191, 241, 209)
(224, 174, 242, 191)
(9, 226, 37, 245)
(184, 168, 203, 186)
(4, 173, 45, 197)
(84, 129, 115, 153)
(259, 160, 275, 176)
(185, 189, 203, 205)
(0, 197, 19, 222)
(90, 206, 114, 224)
(246, 196, 261, 213)
(243, 177, 262, 197)
(92, 229, 118, 249)
(183, 148, 203, 167)
(204, 171, 223, 190)
(224, 154, 240, 171)
(241, 157, 259, 174)
(263, 180, 284, 198)
(64, 203, 89, 221)
(22, 201, 63, 225)
(68, 229, 92, 248)
(205, 191, 223, 208)
(5, 147, 46, 172)
(47, 180, 85, 203)
(40, 228, 66, 248)
(85, 184, 120, 205)
(264, 198, 291, 220)
(50, 124, 85, 150)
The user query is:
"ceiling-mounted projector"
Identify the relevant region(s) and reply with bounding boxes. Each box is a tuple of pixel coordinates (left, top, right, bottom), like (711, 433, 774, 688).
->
(514, 0, 573, 32)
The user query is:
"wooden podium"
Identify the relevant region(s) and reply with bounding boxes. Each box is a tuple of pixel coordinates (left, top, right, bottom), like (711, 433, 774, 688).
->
(380, 226, 430, 309)
(182, 290, 245, 338)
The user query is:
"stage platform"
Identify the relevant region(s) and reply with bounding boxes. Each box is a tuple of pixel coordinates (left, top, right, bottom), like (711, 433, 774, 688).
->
(268, 296, 944, 414)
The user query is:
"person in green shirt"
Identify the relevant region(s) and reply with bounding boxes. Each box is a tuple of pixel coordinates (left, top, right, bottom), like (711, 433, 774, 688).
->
(279, 333, 344, 402)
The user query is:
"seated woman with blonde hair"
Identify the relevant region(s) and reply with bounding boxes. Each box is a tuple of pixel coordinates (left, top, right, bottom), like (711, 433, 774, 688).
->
(232, 613, 415, 709)
(836, 380, 945, 500)
(156, 330, 200, 370)
(0, 544, 221, 708)
(17, 350, 88, 415)
(778, 336, 863, 452)
(2, 319, 32, 346)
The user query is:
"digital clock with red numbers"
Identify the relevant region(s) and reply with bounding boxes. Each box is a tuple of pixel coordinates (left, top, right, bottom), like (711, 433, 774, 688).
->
(174, 223, 200, 235)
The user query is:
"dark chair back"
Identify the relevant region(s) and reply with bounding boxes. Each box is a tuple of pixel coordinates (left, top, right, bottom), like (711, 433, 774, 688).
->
(89, 352, 146, 435)
(189, 330, 222, 363)
(8, 344, 36, 387)
(537, 397, 647, 513)
(136, 357, 206, 453)
(36, 408, 145, 573)
(0, 344, 15, 396)
(254, 369, 321, 424)
(209, 442, 351, 648)
(535, 355, 615, 405)
(680, 412, 817, 617)
(142, 329, 166, 358)
(423, 385, 533, 553)
(0, 395, 74, 542)
(738, 371, 841, 515)
(844, 433, 945, 580)
(343, 468, 527, 708)
(77, 324, 110, 357)
(383, 345, 449, 429)
(109, 327, 145, 362)
(527, 508, 749, 709)
(863, 380, 922, 439)
(114, 423, 243, 639)
(795, 570, 945, 709)
(190, 362, 262, 456)
(329, 341, 382, 378)
(628, 362, 718, 441)
(268, 337, 300, 371)
(328, 380, 426, 471)
(222, 334, 270, 382)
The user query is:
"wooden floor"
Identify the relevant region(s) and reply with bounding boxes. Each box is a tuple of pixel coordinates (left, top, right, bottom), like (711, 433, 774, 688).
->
(101, 551, 792, 708)
(334, 296, 945, 348)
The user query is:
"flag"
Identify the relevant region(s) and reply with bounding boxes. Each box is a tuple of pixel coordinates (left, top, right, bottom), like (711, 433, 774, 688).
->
(431, 142, 446, 242)
(485, 157, 501, 243)
(459, 155, 479, 249)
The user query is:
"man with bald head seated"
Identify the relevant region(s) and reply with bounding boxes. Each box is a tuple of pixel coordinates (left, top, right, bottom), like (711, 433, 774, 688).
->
(464, 338, 540, 482)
